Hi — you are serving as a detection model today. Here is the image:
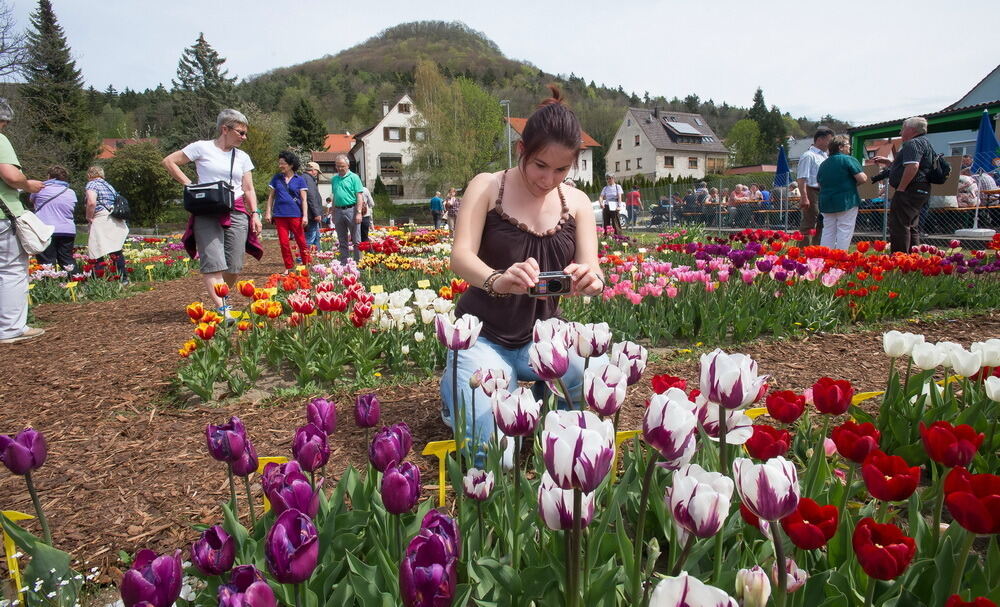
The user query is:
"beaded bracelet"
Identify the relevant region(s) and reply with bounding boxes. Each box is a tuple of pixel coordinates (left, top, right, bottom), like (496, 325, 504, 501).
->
(483, 270, 510, 298)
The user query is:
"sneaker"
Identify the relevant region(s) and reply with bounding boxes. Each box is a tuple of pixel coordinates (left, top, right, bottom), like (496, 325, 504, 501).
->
(217, 306, 238, 325)
(0, 327, 45, 344)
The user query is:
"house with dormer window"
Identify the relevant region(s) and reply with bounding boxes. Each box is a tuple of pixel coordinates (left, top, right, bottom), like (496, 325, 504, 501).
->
(349, 94, 426, 199)
(605, 108, 729, 180)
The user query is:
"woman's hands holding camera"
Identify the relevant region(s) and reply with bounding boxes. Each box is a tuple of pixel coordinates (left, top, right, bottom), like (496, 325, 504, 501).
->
(493, 257, 540, 295)
(564, 262, 604, 296)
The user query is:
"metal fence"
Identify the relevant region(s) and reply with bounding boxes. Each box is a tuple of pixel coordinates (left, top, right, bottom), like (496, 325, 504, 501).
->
(614, 172, 1000, 243)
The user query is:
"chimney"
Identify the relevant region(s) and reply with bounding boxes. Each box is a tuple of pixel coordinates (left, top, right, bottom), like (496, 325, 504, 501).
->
(382, 101, 390, 117)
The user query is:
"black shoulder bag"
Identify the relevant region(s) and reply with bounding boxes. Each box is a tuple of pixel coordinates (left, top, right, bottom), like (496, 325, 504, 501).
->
(183, 149, 237, 216)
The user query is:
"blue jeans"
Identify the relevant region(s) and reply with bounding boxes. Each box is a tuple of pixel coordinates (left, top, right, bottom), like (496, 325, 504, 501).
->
(439, 335, 607, 450)
(304, 219, 321, 249)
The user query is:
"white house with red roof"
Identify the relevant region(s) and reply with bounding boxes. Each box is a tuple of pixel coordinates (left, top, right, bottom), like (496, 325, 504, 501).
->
(349, 94, 425, 200)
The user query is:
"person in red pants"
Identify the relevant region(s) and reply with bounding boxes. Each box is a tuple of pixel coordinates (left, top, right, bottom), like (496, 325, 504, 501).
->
(264, 151, 312, 270)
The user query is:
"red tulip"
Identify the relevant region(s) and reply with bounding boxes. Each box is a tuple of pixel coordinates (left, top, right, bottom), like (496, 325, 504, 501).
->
(780, 498, 838, 550)
(214, 283, 230, 298)
(852, 517, 915, 580)
(944, 467, 1000, 534)
(651, 374, 687, 394)
(831, 420, 881, 464)
(862, 450, 920, 501)
(765, 390, 806, 424)
(744, 425, 791, 460)
(811, 377, 854, 415)
(739, 501, 763, 531)
(920, 421, 984, 469)
(945, 596, 997, 607)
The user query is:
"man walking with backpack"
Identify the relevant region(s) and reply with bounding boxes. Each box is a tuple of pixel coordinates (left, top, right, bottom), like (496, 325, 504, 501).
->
(872, 116, 936, 253)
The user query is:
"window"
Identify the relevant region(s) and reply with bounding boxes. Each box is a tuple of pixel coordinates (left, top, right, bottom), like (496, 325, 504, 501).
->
(385, 184, 404, 197)
(706, 157, 726, 174)
(410, 128, 427, 141)
(636, 157, 642, 169)
(634, 135, 640, 146)
(379, 154, 402, 176)
(615, 161, 620, 172)
(383, 127, 405, 142)
(695, 118, 703, 126)
(664, 156, 674, 168)
(688, 157, 699, 169)
(581, 159, 587, 170)
(625, 160, 631, 170)
(617, 139, 622, 150)
(398, 103, 411, 114)
(627, 119, 631, 127)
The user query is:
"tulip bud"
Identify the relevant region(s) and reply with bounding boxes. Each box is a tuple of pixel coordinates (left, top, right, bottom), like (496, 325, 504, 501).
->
(583, 362, 627, 416)
(421, 510, 461, 559)
(699, 348, 768, 409)
(399, 530, 457, 607)
(541, 410, 615, 493)
(292, 423, 330, 472)
(911, 341, 946, 369)
(435, 313, 482, 350)
(261, 461, 321, 517)
(986, 376, 1000, 403)
(492, 387, 542, 437)
(733, 456, 800, 521)
(120, 549, 183, 607)
(735, 566, 771, 607)
(537, 472, 596, 530)
(213, 282, 230, 298)
(643, 388, 698, 468)
(369, 423, 413, 472)
(230, 437, 259, 477)
(205, 417, 247, 464)
(191, 525, 235, 576)
(463, 468, 494, 501)
(354, 393, 381, 428)
(771, 558, 808, 593)
(264, 510, 319, 584)
(610, 340, 648, 385)
(382, 461, 421, 514)
(0, 427, 47, 475)
(528, 340, 570, 380)
(469, 370, 482, 389)
(306, 397, 337, 435)
(666, 464, 734, 539)
(478, 368, 511, 397)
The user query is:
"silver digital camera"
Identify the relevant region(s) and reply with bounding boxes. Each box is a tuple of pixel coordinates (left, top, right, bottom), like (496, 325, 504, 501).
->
(528, 271, 573, 297)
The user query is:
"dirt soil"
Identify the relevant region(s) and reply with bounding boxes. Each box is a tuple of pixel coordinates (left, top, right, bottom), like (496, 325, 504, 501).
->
(1, 238, 998, 584)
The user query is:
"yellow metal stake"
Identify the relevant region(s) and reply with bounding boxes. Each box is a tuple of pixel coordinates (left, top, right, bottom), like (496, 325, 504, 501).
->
(421, 440, 457, 506)
(64, 281, 78, 302)
(613, 430, 641, 482)
(27, 283, 34, 306)
(2, 510, 34, 605)
(256, 456, 289, 512)
(144, 264, 155, 282)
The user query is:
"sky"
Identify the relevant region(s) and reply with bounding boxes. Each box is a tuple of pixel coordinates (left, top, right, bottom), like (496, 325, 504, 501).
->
(11, 0, 999, 127)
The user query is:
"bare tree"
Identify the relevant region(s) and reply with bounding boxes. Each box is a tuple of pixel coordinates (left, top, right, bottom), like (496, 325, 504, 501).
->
(0, 0, 26, 79)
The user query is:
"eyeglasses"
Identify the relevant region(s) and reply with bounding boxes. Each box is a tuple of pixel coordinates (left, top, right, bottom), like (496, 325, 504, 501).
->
(228, 126, 248, 137)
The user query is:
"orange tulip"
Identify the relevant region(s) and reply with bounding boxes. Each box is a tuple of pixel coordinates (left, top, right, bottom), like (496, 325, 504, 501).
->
(194, 322, 217, 340)
(252, 288, 271, 301)
(213, 282, 230, 298)
(200, 310, 223, 325)
(266, 301, 283, 318)
(186, 302, 206, 322)
(251, 300, 271, 316)
(236, 280, 256, 298)
(237, 320, 252, 331)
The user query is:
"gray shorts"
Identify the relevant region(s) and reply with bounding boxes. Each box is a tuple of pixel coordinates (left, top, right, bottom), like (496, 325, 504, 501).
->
(193, 212, 248, 274)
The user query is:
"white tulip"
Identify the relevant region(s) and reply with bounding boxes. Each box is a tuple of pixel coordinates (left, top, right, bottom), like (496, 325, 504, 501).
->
(648, 572, 738, 607)
(949, 348, 983, 378)
(373, 292, 389, 307)
(971, 340, 1000, 367)
(432, 297, 453, 314)
(985, 376, 1000, 403)
(882, 330, 909, 358)
(412, 288, 436, 308)
(735, 566, 772, 607)
(388, 288, 412, 308)
(911, 342, 946, 370)
(419, 307, 437, 324)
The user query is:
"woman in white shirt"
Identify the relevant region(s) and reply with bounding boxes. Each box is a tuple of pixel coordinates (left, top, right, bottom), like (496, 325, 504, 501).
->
(598, 172, 623, 235)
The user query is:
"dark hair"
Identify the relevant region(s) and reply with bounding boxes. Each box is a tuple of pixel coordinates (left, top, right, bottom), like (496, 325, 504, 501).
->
(47, 165, 69, 181)
(813, 126, 834, 142)
(278, 150, 300, 172)
(519, 85, 582, 167)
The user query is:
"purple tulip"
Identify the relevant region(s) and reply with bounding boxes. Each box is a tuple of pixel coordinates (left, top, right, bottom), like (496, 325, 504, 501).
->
(306, 397, 337, 434)
(421, 510, 461, 559)
(435, 313, 482, 350)
(643, 388, 699, 469)
(399, 530, 458, 607)
(537, 472, 596, 530)
(120, 549, 183, 607)
(264, 509, 318, 584)
(382, 461, 421, 514)
(528, 340, 570, 380)
(733, 456, 800, 522)
(491, 387, 542, 437)
(369, 423, 412, 472)
(699, 349, 768, 410)
(0, 427, 47, 475)
(205, 417, 247, 463)
(191, 525, 235, 576)
(292, 423, 330, 472)
(354, 393, 381, 428)
(541, 410, 615, 493)
(263, 464, 322, 518)
(218, 565, 276, 607)
(609, 341, 648, 385)
(230, 437, 259, 477)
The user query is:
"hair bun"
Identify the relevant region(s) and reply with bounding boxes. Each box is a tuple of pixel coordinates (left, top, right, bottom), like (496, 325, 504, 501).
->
(537, 84, 566, 108)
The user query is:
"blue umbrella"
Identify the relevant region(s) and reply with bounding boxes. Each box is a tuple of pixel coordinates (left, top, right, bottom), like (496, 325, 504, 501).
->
(972, 110, 999, 174)
(773, 145, 790, 188)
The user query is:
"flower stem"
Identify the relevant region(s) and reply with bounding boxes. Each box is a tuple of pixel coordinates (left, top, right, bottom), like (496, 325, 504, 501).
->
(451, 351, 460, 464)
(297, 582, 304, 607)
(930, 464, 946, 555)
(772, 523, 788, 607)
(243, 475, 257, 530)
(630, 456, 658, 603)
(718, 402, 729, 477)
(24, 471, 52, 545)
(803, 418, 831, 498)
(512, 437, 522, 571)
(670, 533, 696, 576)
(476, 500, 484, 554)
(571, 488, 583, 607)
(471, 389, 478, 466)
(712, 526, 724, 585)
(394, 513, 403, 564)
(863, 576, 876, 607)
(557, 377, 576, 411)
(227, 464, 237, 510)
(948, 530, 977, 599)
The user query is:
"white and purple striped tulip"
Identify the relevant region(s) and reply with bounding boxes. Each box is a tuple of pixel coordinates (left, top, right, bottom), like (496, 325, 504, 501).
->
(537, 472, 596, 531)
(583, 362, 627, 417)
(643, 388, 699, 469)
(529, 340, 570, 380)
(492, 387, 542, 437)
(699, 349, 768, 409)
(610, 341, 648, 385)
(542, 410, 615, 493)
(533, 317, 573, 346)
(462, 468, 495, 501)
(434, 313, 482, 350)
(735, 566, 772, 607)
(698, 398, 754, 446)
(772, 557, 808, 593)
(666, 463, 734, 539)
(732, 456, 800, 522)
(478, 368, 511, 397)
(570, 322, 613, 358)
(648, 571, 738, 607)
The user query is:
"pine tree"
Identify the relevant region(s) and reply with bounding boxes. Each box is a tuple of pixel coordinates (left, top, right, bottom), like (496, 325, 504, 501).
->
(19, 0, 97, 173)
(169, 33, 237, 146)
(287, 97, 326, 151)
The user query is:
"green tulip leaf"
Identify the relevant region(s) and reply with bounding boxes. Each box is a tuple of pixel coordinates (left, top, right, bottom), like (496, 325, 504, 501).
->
(0, 514, 81, 607)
